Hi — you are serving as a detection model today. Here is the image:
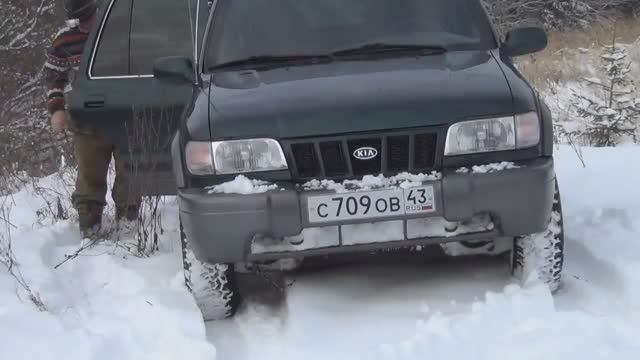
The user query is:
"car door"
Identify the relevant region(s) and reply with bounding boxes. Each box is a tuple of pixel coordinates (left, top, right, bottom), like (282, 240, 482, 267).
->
(68, 0, 209, 196)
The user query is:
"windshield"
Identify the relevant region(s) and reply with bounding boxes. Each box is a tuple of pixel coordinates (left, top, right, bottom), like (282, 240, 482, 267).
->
(204, 0, 497, 70)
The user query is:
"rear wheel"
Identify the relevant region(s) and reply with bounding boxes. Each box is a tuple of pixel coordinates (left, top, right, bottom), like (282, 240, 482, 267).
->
(180, 219, 240, 320)
(511, 179, 565, 293)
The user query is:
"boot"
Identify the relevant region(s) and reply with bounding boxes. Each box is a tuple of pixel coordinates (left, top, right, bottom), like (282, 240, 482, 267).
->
(80, 222, 102, 240)
(77, 201, 103, 239)
(116, 205, 139, 222)
(116, 205, 139, 237)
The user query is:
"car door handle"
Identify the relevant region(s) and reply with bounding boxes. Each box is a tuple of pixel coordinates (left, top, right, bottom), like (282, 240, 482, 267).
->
(84, 95, 105, 109)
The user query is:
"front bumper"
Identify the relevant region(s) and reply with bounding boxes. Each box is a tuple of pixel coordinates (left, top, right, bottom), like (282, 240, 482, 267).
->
(179, 157, 556, 264)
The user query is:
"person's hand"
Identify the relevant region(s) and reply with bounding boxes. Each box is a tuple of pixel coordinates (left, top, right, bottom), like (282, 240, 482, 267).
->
(50, 111, 67, 131)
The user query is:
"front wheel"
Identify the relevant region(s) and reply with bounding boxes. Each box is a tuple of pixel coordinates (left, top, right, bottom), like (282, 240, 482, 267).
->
(511, 179, 565, 293)
(180, 218, 240, 320)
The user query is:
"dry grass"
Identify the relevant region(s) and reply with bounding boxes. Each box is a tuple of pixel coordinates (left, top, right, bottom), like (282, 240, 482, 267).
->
(517, 17, 640, 92)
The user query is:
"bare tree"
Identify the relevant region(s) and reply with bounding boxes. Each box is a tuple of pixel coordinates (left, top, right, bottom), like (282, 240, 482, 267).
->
(121, 105, 182, 256)
(482, 0, 638, 36)
(0, 0, 69, 179)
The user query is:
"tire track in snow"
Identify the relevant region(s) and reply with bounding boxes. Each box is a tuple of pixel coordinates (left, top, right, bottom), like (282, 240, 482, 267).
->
(38, 223, 82, 268)
(207, 253, 514, 360)
(556, 211, 639, 317)
(207, 273, 290, 360)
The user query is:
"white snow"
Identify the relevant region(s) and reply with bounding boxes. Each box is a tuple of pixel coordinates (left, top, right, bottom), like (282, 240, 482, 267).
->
(601, 52, 626, 61)
(455, 161, 520, 174)
(3, 145, 640, 360)
(537, 42, 640, 146)
(302, 172, 441, 193)
(0, 193, 217, 360)
(208, 146, 640, 360)
(207, 175, 279, 195)
(582, 76, 603, 85)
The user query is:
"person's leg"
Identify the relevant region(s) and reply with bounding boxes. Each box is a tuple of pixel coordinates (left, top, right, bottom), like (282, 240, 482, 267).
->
(112, 148, 142, 222)
(71, 129, 113, 236)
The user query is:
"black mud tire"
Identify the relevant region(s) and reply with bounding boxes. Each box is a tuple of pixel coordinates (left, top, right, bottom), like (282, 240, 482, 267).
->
(180, 219, 240, 321)
(511, 179, 565, 293)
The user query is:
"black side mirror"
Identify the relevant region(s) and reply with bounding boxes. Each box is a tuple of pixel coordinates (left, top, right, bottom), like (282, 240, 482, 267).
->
(501, 27, 548, 57)
(153, 56, 195, 83)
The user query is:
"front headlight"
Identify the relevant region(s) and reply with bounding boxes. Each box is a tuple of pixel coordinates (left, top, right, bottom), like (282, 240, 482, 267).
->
(444, 112, 540, 156)
(185, 139, 288, 175)
(212, 138, 288, 174)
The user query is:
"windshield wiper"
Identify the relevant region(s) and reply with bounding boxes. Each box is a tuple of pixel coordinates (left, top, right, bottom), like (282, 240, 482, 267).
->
(209, 55, 334, 71)
(208, 44, 446, 71)
(332, 43, 447, 57)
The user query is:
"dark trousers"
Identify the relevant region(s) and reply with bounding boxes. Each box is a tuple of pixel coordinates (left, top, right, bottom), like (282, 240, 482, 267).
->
(70, 127, 141, 219)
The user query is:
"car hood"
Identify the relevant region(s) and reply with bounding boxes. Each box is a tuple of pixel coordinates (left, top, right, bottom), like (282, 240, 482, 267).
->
(207, 50, 517, 139)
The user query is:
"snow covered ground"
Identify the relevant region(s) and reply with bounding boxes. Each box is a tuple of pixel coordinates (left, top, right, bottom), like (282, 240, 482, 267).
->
(2, 145, 640, 360)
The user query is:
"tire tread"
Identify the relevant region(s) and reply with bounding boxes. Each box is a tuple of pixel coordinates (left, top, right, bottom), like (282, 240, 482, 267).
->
(181, 221, 240, 320)
(512, 180, 565, 292)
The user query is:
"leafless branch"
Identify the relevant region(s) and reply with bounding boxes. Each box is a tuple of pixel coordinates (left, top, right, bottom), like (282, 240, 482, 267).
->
(53, 238, 100, 269)
(123, 105, 177, 257)
(0, 0, 49, 51)
(0, 197, 47, 311)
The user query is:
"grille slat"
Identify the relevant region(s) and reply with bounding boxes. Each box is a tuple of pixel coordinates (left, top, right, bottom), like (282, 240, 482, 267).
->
(387, 136, 410, 171)
(288, 131, 437, 180)
(319, 141, 348, 176)
(341, 138, 354, 175)
(291, 143, 320, 178)
(414, 134, 437, 169)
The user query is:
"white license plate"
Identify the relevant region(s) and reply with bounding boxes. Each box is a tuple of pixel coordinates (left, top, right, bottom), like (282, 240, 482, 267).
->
(307, 185, 435, 223)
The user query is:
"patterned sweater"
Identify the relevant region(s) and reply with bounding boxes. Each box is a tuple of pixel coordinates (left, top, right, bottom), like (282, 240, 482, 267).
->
(44, 20, 90, 115)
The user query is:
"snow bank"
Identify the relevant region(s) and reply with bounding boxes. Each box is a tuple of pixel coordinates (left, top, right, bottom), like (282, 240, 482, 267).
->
(3, 145, 640, 360)
(555, 145, 640, 309)
(377, 283, 639, 360)
(0, 194, 217, 360)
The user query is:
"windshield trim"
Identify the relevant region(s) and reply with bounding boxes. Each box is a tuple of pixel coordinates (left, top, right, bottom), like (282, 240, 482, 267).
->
(478, 0, 500, 48)
(199, 0, 220, 75)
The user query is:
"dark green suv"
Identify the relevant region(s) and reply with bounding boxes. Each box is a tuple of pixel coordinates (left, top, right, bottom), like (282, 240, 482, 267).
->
(70, 0, 565, 321)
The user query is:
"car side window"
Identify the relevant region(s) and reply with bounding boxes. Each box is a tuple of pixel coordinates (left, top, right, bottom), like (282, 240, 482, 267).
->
(129, 0, 194, 75)
(92, 0, 132, 77)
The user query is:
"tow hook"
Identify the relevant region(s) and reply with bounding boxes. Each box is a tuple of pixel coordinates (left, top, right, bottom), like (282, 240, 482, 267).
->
(288, 234, 304, 246)
(445, 221, 459, 233)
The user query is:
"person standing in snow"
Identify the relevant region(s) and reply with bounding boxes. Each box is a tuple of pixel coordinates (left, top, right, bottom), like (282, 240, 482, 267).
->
(45, 0, 141, 239)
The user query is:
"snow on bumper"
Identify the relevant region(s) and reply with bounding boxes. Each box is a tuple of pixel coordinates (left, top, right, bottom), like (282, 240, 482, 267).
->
(178, 157, 556, 264)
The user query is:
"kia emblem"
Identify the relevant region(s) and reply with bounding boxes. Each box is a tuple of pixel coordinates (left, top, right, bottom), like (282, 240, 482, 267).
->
(353, 147, 378, 160)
